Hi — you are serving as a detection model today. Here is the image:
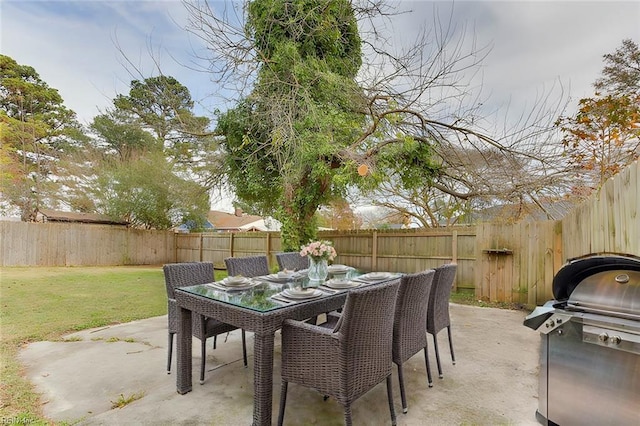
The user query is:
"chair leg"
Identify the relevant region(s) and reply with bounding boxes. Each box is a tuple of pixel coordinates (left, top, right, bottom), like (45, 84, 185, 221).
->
(397, 363, 408, 413)
(200, 338, 206, 385)
(344, 404, 353, 426)
(432, 333, 443, 379)
(386, 375, 397, 426)
(277, 381, 288, 426)
(447, 326, 456, 365)
(423, 346, 433, 387)
(241, 329, 248, 367)
(167, 332, 174, 374)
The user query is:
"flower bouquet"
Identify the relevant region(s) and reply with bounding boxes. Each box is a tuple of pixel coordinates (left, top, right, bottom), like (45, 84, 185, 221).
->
(300, 240, 336, 283)
(299, 240, 337, 261)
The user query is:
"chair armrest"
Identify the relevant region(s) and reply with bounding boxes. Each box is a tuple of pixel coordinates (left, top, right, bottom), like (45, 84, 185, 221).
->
(282, 318, 337, 340)
(281, 319, 341, 386)
(318, 311, 341, 331)
(281, 320, 339, 360)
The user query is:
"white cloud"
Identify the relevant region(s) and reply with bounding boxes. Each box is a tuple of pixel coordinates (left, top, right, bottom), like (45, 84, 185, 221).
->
(2, 0, 212, 124)
(2, 0, 638, 214)
(3, 1, 639, 125)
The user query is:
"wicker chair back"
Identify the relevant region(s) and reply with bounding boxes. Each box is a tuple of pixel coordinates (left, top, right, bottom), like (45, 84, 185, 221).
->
(275, 251, 310, 271)
(224, 255, 270, 277)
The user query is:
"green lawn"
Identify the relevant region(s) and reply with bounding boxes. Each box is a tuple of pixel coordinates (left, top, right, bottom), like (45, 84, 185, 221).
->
(0, 266, 231, 424)
(0, 266, 514, 424)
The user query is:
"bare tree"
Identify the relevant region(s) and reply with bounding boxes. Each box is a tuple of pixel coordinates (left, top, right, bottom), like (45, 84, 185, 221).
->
(182, 0, 571, 232)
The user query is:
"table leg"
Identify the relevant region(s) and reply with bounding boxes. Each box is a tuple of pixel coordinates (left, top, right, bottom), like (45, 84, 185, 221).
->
(253, 332, 275, 426)
(176, 306, 193, 395)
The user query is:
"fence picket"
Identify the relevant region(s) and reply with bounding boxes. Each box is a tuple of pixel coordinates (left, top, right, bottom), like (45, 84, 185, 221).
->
(2, 161, 637, 307)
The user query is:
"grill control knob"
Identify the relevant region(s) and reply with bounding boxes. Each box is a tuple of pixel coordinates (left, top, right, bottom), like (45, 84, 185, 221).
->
(610, 335, 622, 345)
(598, 332, 609, 343)
(546, 320, 555, 328)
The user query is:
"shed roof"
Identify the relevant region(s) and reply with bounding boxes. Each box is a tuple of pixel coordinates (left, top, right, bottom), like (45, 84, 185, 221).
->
(38, 209, 129, 226)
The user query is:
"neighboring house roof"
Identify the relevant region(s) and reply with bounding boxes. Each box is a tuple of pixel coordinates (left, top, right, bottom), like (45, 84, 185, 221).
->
(37, 209, 129, 226)
(174, 220, 215, 233)
(207, 208, 280, 232)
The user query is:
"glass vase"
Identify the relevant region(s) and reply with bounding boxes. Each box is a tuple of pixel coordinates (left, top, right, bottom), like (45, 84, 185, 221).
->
(307, 256, 329, 284)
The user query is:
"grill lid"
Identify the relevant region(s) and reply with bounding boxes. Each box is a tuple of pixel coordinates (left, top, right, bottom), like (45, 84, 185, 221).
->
(552, 253, 640, 301)
(566, 270, 640, 320)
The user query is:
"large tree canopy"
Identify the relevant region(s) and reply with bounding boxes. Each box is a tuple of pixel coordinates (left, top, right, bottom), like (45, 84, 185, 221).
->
(186, 0, 566, 239)
(558, 39, 640, 193)
(594, 38, 640, 98)
(0, 54, 86, 220)
(216, 0, 372, 248)
(64, 76, 214, 229)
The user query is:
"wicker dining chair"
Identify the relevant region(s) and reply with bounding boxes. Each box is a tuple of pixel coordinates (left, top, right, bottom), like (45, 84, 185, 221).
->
(224, 255, 270, 277)
(163, 262, 247, 384)
(275, 251, 309, 271)
(426, 263, 458, 379)
(392, 269, 435, 413)
(322, 270, 436, 413)
(277, 279, 401, 426)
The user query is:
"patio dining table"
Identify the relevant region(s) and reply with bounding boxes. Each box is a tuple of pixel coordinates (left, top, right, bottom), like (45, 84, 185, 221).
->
(174, 270, 400, 426)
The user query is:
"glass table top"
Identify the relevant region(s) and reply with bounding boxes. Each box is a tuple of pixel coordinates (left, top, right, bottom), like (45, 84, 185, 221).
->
(180, 280, 295, 312)
(178, 268, 370, 313)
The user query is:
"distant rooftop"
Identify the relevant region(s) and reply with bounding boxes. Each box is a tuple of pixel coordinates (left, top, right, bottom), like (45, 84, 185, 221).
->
(37, 209, 129, 226)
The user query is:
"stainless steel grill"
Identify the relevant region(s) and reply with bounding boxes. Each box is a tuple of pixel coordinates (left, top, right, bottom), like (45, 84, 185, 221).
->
(524, 253, 640, 426)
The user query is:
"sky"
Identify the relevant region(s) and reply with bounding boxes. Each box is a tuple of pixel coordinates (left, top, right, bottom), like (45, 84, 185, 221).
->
(2, 0, 640, 210)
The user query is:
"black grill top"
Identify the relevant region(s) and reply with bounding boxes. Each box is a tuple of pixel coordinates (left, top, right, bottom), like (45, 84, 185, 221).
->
(552, 253, 640, 301)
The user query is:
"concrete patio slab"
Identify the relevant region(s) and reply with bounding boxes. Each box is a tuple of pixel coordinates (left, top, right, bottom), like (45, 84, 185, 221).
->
(19, 303, 541, 425)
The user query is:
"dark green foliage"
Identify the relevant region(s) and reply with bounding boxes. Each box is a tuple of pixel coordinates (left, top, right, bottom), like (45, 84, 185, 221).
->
(79, 76, 213, 229)
(217, 0, 366, 250)
(379, 138, 440, 189)
(0, 54, 87, 220)
(247, 0, 361, 78)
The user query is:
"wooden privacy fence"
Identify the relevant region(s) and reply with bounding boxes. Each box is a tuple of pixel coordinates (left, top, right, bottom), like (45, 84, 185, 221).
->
(475, 221, 563, 307)
(174, 223, 566, 306)
(176, 228, 476, 292)
(561, 160, 639, 259)
(2, 161, 637, 307)
(175, 231, 283, 269)
(0, 221, 176, 266)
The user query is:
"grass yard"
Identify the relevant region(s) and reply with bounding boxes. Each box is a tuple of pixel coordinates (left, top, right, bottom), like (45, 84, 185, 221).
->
(0, 266, 234, 424)
(0, 266, 517, 424)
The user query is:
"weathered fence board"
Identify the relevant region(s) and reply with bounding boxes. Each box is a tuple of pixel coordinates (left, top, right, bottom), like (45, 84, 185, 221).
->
(0, 222, 175, 266)
(562, 160, 639, 259)
(2, 162, 637, 307)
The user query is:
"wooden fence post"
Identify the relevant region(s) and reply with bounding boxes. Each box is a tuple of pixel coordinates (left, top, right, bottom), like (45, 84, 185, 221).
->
(266, 232, 272, 267)
(452, 230, 458, 292)
(172, 232, 177, 263)
(372, 231, 378, 271)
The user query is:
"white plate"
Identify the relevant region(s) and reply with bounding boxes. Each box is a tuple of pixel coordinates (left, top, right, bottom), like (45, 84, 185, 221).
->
(224, 276, 250, 286)
(282, 288, 323, 299)
(325, 279, 360, 289)
(209, 281, 257, 291)
(360, 272, 392, 281)
(327, 264, 350, 273)
(223, 283, 255, 291)
(267, 273, 294, 282)
(286, 287, 317, 296)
